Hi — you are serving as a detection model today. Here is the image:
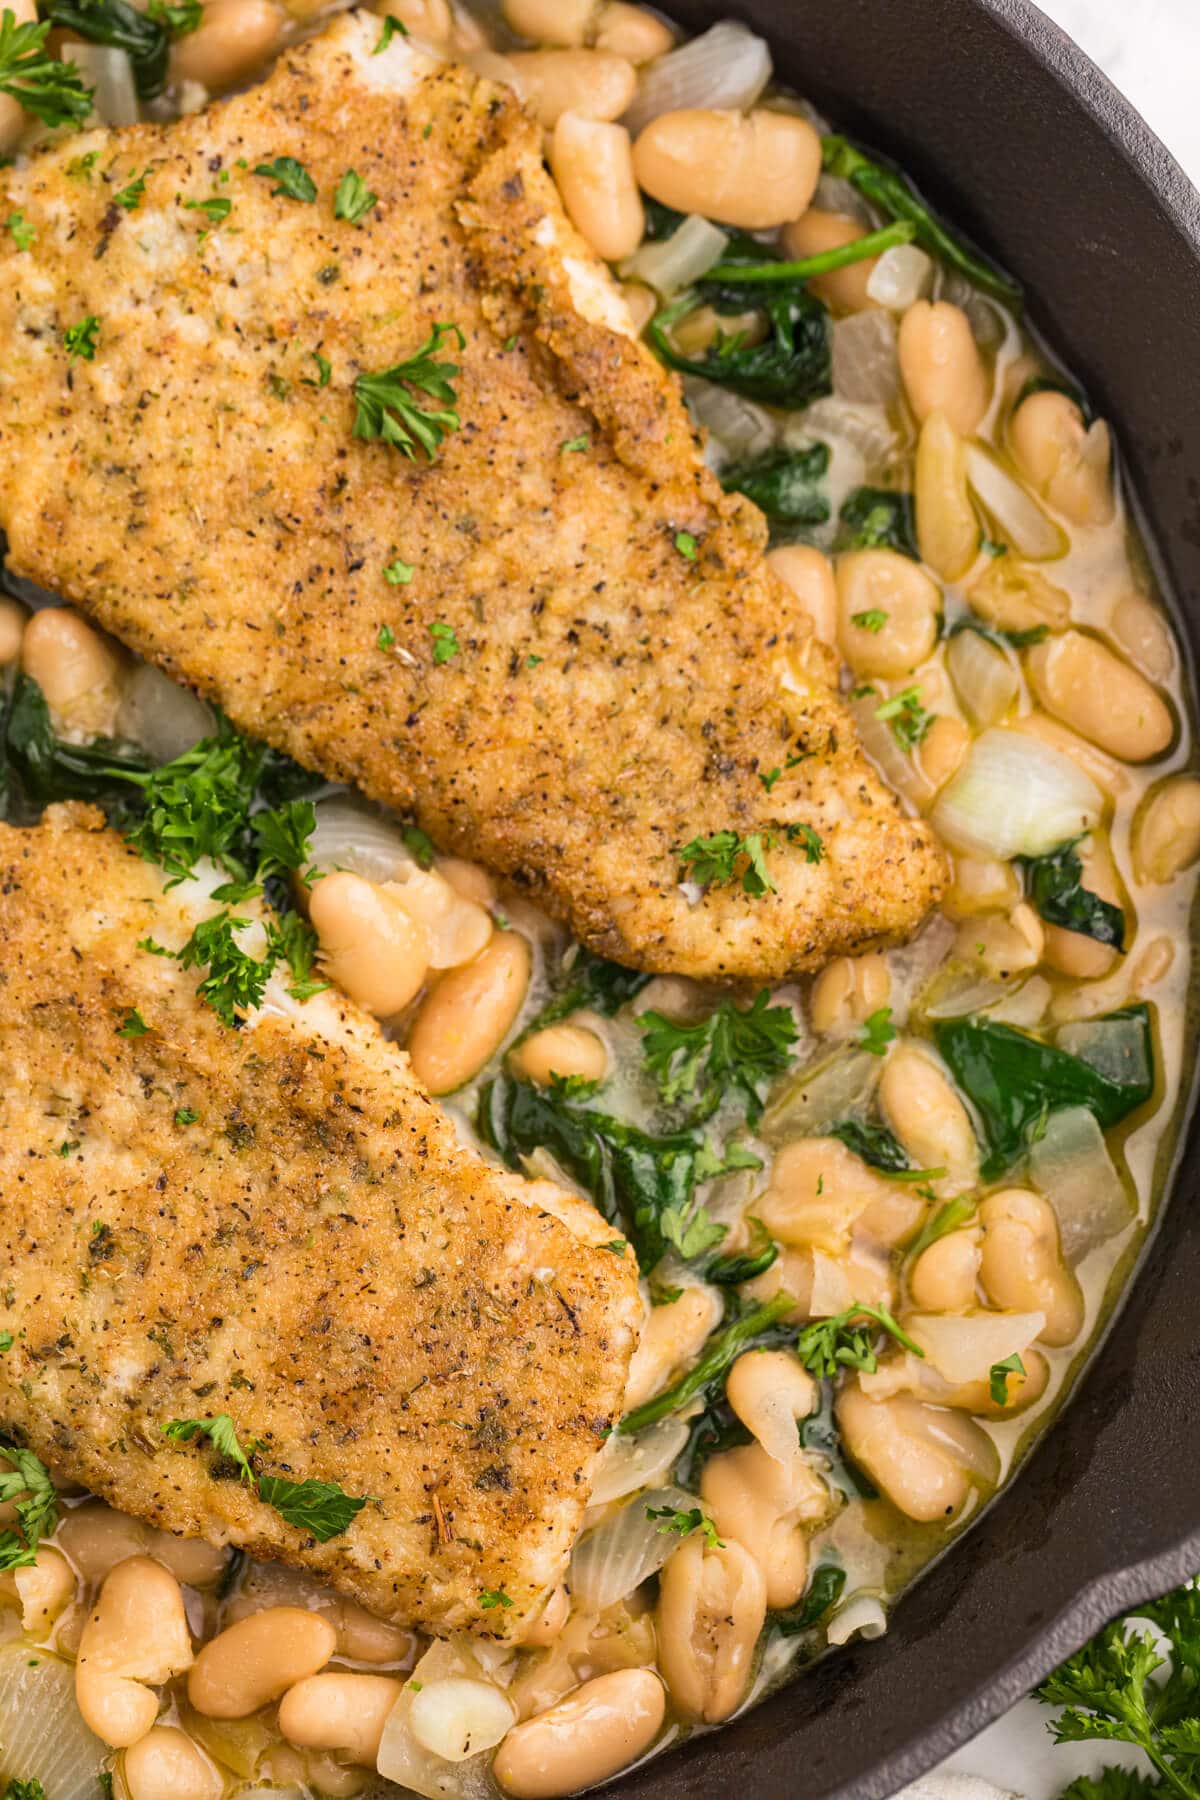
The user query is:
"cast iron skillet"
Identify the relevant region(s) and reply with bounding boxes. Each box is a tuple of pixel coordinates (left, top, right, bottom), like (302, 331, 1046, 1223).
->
(610, 3, 1200, 1795)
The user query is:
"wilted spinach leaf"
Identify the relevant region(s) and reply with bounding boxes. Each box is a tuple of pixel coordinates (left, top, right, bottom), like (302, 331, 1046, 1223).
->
(934, 1006, 1154, 1180)
(519, 948, 650, 1042)
(1, 674, 150, 817)
(773, 1559, 848, 1637)
(828, 1118, 916, 1174)
(720, 443, 830, 524)
(38, 0, 172, 99)
(1018, 839, 1125, 951)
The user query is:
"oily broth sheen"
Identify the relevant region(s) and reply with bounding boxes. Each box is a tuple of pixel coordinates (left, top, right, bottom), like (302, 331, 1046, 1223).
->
(1, 4, 1197, 1796)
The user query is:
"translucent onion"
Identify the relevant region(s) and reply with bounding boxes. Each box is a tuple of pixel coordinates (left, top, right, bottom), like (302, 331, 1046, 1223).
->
(72, 43, 139, 125)
(832, 310, 899, 406)
(849, 690, 930, 811)
(808, 1250, 854, 1317)
(947, 628, 1019, 728)
(588, 1417, 691, 1506)
(797, 397, 899, 469)
(987, 973, 1052, 1028)
(376, 1640, 502, 1799)
(964, 445, 1065, 560)
(923, 972, 1016, 1020)
(1056, 1014, 1153, 1091)
(307, 797, 414, 883)
(570, 1485, 700, 1612)
(826, 1592, 888, 1646)
(865, 244, 934, 311)
(0, 1646, 109, 1800)
(682, 377, 776, 462)
(761, 1048, 879, 1142)
(117, 664, 216, 764)
(932, 728, 1103, 860)
(622, 22, 771, 136)
(813, 172, 874, 224)
(622, 215, 729, 297)
(1028, 1105, 1132, 1264)
(907, 1310, 1045, 1385)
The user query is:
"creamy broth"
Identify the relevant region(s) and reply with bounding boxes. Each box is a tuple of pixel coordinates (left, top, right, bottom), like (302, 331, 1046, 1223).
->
(0, 3, 1197, 1797)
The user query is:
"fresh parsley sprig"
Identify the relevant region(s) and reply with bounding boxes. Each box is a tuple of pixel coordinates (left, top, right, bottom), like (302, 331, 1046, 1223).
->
(639, 990, 798, 1126)
(795, 1302, 924, 1378)
(678, 829, 774, 896)
(334, 169, 378, 224)
(162, 1414, 368, 1543)
(1037, 1581, 1200, 1797)
(646, 1504, 723, 1548)
(353, 321, 464, 461)
(0, 1442, 58, 1571)
(0, 9, 92, 127)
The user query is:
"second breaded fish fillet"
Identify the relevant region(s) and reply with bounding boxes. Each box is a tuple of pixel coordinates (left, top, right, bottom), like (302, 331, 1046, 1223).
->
(0, 805, 641, 1637)
(0, 11, 945, 982)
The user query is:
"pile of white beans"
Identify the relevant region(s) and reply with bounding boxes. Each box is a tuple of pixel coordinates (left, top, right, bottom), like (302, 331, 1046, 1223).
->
(2, 0, 1199, 1796)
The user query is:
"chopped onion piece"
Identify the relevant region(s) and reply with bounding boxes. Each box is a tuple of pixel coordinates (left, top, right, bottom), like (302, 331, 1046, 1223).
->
(589, 1418, 691, 1505)
(570, 1485, 700, 1613)
(683, 377, 776, 462)
(307, 797, 414, 884)
(866, 244, 934, 311)
(987, 974, 1052, 1028)
(623, 22, 771, 136)
(808, 1249, 854, 1317)
(1028, 1105, 1132, 1264)
(409, 1680, 515, 1763)
(797, 397, 899, 468)
(923, 972, 1016, 1020)
(814, 172, 875, 224)
(932, 728, 1103, 860)
(761, 1048, 879, 1142)
(947, 627, 1019, 728)
(376, 1640, 501, 1798)
(622, 215, 729, 297)
(908, 1310, 1045, 1385)
(964, 445, 1065, 560)
(0, 1647, 108, 1800)
(73, 43, 139, 125)
(826, 1592, 888, 1646)
(1056, 1015, 1153, 1092)
(118, 664, 216, 763)
(832, 309, 899, 406)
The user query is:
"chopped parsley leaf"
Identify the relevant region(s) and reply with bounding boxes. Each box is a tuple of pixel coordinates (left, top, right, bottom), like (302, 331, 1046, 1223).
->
(678, 829, 774, 896)
(674, 529, 699, 560)
(64, 315, 100, 363)
(306, 349, 332, 388)
(401, 825, 436, 868)
(860, 1006, 896, 1056)
(266, 909, 329, 1004)
(115, 1007, 148, 1038)
(0, 1443, 58, 1572)
(174, 1106, 198, 1126)
(759, 766, 782, 793)
(56, 1139, 80, 1157)
(377, 623, 396, 650)
(383, 555, 414, 586)
(851, 608, 889, 633)
(561, 434, 589, 453)
(526, 654, 542, 668)
(599, 1239, 627, 1256)
(5, 209, 35, 249)
(183, 195, 231, 224)
(639, 989, 797, 1126)
(646, 1504, 723, 1549)
(659, 1198, 726, 1260)
(147, 0, 203, 32)
(480, 1588, 514, 1609)
(162, 1413, 256, 1481)
(429, 620, 460, 663)
(151, 912, 272, 1027)
(253, 156, 317, 203)
(353, 321, 464, 462)
(989, 1353, 1026, 1404)
(114, 169, 149, 211)
(785, 821, 823, 864)
(796, 1302, 923, 1377)
(0, 1332, 12, 1354)
(0, 14, 92, 129)
(334, 169, 378, 225)
(374, 14, 409, 50)
(162, 1415, 367, 1542)
(874, 685, 933, 751)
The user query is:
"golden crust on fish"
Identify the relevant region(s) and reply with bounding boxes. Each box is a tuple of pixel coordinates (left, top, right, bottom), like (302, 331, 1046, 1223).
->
(0, 806, 641, 1635)
(0, 12, 945, 981)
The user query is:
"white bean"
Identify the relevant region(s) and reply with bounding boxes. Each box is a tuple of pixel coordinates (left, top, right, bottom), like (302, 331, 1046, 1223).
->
(898, 301, 990, 436)
(632, 108, 822, 230)
(655, 1535, 766, 1723)
(549, 114, 644, 261)
(188, 1607, 336, 1719)
(75, 1556, 193, 1748)
(278, 1672, 403, 1765)
(493, 1668, 665, 1797)
(407, 930, 531, 1093)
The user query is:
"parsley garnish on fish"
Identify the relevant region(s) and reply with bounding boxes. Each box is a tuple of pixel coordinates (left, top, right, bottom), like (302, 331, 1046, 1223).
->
(383, 555, 414, 586)
(374, 13, 409, 50)
(0, 1443, 58, 1571)
(146, 912, 273, 1028)
(0, 10, 92, 127)
(253, 155, 318, 202)
(674, 530, 699, 560)
(266, 909, 329, 1004)
(64, 315, 100, 363)
(183, 195, 231, 224)
(677, 830, 774, 896)
(795, 1302, 924, 1377)
(306, 350, 331, 388)
(786, 821, 824, 864)
(114, 170, 149, 211)
(115, 1007, 148, 1037)
(162, 1415, 368, 1542)
(561, 434, 589, 453)
(646, 1505, 723, 1548)
(352, 321, 464, 461)
(479, 1588, 514, 1609)
(639, 990, 797, 1126)
(429, 620, 459, 663)
(174, 1106, 198, 1126)
(5, 209, 35, 249)
(334, 169, 378, 224)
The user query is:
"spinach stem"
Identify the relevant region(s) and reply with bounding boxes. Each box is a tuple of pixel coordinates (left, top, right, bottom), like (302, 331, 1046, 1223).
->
(618, 1293, 794, 1435)
(705, 218, 916, 285)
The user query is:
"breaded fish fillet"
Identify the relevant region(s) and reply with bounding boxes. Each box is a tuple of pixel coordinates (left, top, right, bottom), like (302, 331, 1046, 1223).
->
(0, 12, 944, 982)
(0, 806, 641, 1635)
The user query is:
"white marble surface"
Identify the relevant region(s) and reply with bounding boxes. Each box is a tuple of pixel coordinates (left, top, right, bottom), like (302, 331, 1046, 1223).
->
(919, 6, 1195, 1794)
